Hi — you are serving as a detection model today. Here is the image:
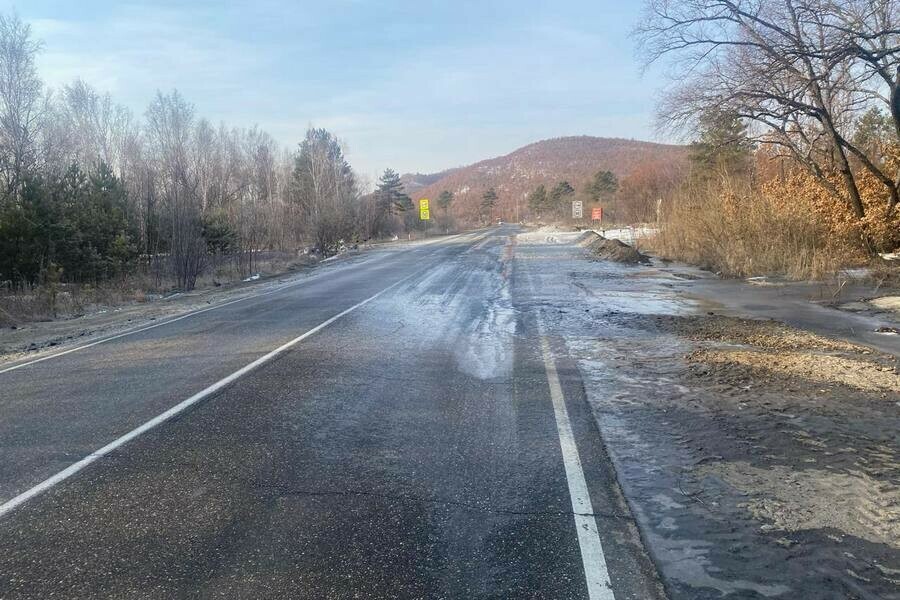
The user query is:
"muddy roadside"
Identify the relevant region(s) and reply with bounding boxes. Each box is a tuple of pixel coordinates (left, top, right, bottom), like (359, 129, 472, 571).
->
(516, 233, 900, 599)
(633, 313, 900, 599)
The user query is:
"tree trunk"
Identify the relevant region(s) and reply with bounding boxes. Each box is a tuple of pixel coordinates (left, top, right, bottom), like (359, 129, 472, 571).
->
(891, 66, 900, 141)
(820, 115, 866, 219)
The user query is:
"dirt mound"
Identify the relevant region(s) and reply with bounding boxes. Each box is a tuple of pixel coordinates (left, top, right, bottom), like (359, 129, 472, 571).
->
(871, 295, 900, 315)
(575, 230, 602, 247)
(584, 235, 650, 264)
(697, 461, 900, 548)
(654, 314, 866, 352)
(663, 313, 899, 394)
(689, 348, 899, 394)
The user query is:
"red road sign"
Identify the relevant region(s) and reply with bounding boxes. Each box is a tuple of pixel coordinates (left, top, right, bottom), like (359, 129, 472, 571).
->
(591, 207, 603, 222)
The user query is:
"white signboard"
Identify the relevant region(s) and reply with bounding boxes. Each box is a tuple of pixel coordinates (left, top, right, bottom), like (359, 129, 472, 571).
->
(572, 200, 583, 219)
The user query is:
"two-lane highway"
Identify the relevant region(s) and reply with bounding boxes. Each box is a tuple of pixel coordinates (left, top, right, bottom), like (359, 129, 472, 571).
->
(0, 227, 665, 599)
(0, 232, 485, 506)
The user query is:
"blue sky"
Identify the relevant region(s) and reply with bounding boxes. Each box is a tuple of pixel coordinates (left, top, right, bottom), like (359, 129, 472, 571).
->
(3, 1, 663, 181)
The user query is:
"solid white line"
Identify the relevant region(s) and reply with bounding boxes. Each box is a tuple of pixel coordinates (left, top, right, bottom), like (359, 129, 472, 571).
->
(540, 335, 616, 600)
(0, 231, 481, 376)
(0, 272, 416, 519)
(0, 295, 254, 376)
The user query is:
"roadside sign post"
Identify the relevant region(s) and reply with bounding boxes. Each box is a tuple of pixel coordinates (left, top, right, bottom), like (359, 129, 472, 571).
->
(591, 206, 603, 223)
(419, 198, 430, 237)
(571, 200, 583, 220)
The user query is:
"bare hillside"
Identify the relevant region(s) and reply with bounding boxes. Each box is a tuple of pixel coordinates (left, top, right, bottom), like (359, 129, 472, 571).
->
(402, 136, 688, 221)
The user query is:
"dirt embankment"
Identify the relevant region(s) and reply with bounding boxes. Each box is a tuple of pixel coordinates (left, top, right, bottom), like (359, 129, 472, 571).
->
(576, 231, 651, 264)
(668, 314, 899, 396)
(624, 312, 899, 596)
(659, 314, 900, 550)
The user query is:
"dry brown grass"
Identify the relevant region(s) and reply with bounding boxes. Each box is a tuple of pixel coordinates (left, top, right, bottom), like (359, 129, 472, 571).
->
(656, 314, 866, 352)
(648, 158, 900, 281)
(647, 176, 872, 279)
(690, 348, 899, 394)
(0, 252, 307, 326)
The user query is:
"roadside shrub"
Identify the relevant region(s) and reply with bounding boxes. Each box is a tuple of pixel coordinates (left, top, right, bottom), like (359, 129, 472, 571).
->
(651, 151, 900, 280)
(653, 181, 841, 279)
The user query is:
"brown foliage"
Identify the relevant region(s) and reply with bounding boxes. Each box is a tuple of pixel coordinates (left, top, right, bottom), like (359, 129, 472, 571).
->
(762, 161, 900, 254)
(612, 157, 687, 223)
(652, 184, 841, 279)
(651, 153, 900, 279)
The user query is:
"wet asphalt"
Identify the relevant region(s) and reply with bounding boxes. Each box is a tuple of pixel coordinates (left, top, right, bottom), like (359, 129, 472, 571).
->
(0, 226, 665, 599)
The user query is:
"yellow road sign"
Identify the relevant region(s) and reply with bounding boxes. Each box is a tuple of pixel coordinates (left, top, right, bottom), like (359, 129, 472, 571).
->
(419, 198, 430, 220)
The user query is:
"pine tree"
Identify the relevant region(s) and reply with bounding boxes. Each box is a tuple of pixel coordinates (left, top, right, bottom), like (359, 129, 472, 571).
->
(689, 109, 753, 178)
(375, 168, 412, 215)
(437, 190, 454, 212)
(549, 181, 575, 214)
(0, 163, 137, 286)
(527, 185, 548, 215)
(852, 107, 894, 165)
(481, 188, 498, 221)
(585, 170, 618, 202)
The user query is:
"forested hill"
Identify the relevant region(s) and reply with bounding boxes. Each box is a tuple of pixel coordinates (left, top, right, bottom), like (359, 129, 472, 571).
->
(401, 136, 688, 221)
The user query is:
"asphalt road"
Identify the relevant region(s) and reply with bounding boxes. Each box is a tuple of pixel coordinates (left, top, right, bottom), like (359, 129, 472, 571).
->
(0, 226, 665, 599)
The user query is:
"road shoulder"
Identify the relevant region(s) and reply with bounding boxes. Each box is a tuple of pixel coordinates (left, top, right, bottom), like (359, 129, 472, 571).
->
(515, 232, 900, 599)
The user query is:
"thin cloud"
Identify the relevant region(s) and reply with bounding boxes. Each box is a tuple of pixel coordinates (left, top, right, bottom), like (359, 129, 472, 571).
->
(16, 0, 659, 175)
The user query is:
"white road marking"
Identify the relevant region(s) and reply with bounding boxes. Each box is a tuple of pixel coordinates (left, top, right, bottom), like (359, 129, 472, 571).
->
(0, 295, 254, 376)
(540, 335, 616, 600)
(0, 273, 417, 519)
(0, 231, 485, 376)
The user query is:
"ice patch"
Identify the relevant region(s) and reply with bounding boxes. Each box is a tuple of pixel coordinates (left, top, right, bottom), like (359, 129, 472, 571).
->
(641, 531, 792, 597)
(454, 280, 516, 380)
(515, 226, 583, 245)
(580, 290, 688, 315)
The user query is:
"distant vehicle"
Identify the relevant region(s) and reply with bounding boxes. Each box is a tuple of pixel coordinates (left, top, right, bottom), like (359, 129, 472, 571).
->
(497, 220, 503, 225)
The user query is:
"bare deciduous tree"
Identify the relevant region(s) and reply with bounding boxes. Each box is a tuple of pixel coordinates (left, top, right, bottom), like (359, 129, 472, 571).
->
(146, 90, 206, 289)
(636, 0, 899, 220)
(0, 14, 44, 197)
(292, 128, 358, 253)
(0, 11, 384, 292)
